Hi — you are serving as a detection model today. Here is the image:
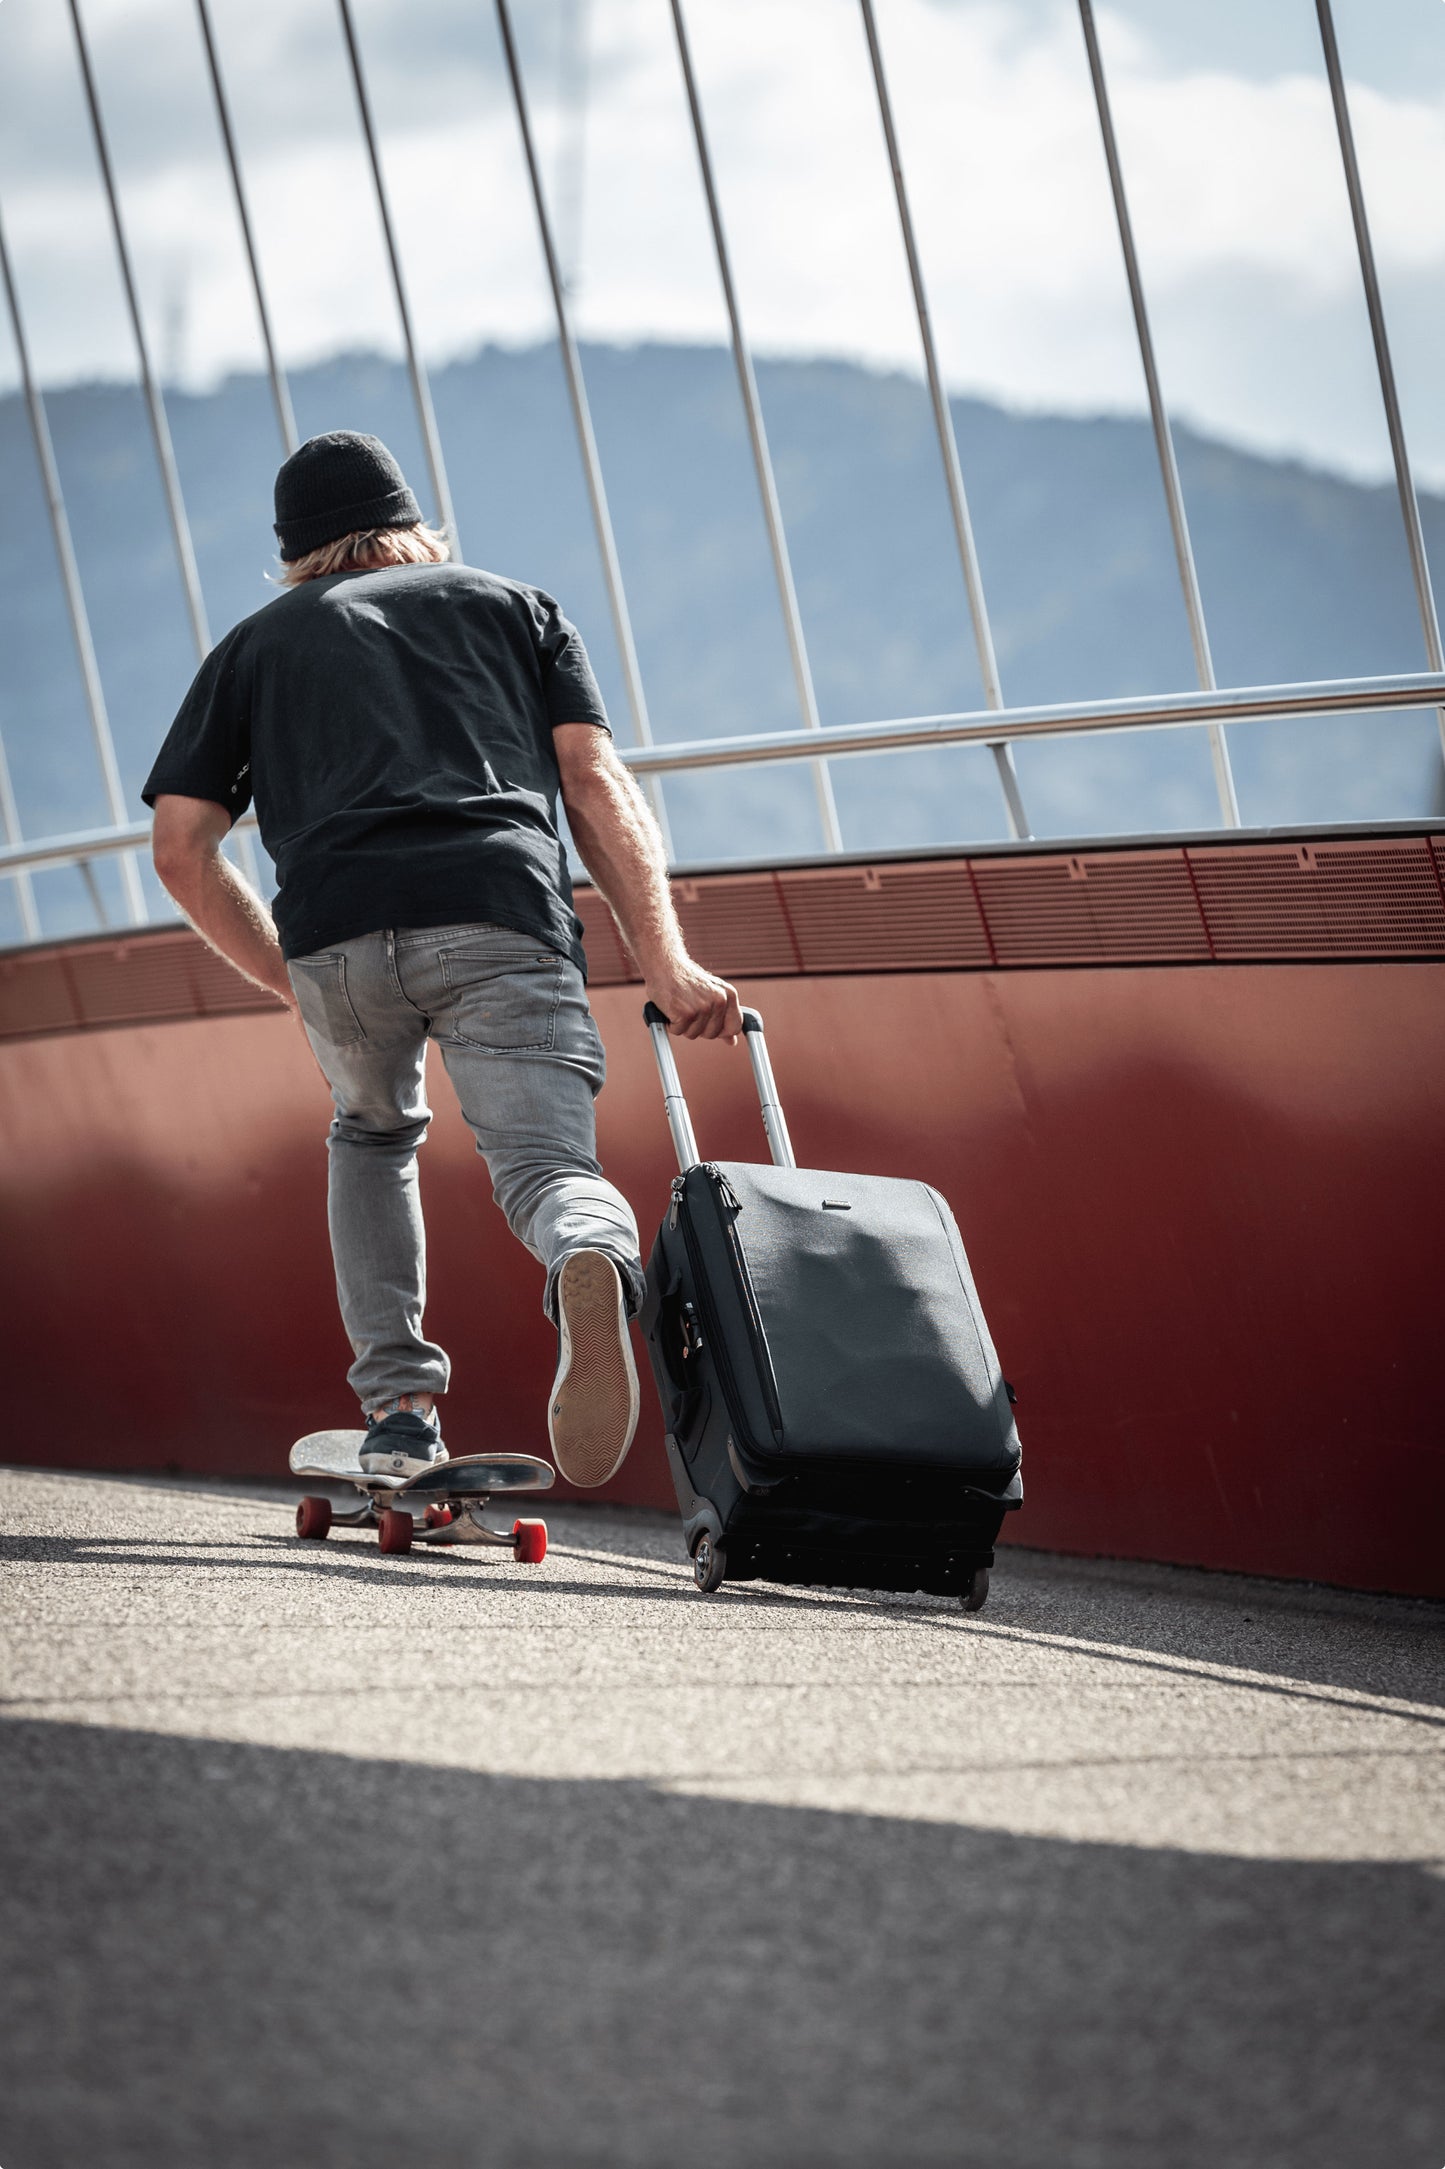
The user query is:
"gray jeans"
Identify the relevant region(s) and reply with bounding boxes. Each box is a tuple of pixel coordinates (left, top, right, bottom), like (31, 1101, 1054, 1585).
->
(287, 922, 644, 1413)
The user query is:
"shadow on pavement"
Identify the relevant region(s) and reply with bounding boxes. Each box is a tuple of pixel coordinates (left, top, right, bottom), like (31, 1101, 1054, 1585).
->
(1, 1715, 1441, 2169)
(5, 1513, 1443, 1728)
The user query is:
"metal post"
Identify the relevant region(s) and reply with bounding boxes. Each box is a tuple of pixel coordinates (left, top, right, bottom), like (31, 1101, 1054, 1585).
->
(646, 1010, 701, 1173)
(493, 0, 673, 851)
(0, 193, 147, 926)
(741, 1012, 797, 1169)
(336, 0, 460, 559)
(0, 729, 41, 942)
(1077, 0, 1240, 828)
(859, 0, 1029, 840)
(669, 0, 844, 855)
(68, 0, 211, 665)
(194, 0, 297, 456)
(1315, 0, 1445, 764)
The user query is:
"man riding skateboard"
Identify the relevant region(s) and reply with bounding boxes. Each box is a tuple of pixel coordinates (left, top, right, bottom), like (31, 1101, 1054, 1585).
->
(145, 430, 740, 1487)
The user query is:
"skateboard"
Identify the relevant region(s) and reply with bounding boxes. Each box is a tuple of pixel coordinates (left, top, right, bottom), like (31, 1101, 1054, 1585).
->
(289, 1430, 554, 1560)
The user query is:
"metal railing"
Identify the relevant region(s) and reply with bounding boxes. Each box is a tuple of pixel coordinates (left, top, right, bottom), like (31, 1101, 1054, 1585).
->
(5, 671, 1443, 889)
(620, 671, 1445, 780)
(0, 0, 1439, 944)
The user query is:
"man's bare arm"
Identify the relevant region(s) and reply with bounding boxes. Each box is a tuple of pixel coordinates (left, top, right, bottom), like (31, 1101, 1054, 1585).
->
(554, 724, 742, 1041)
(150, 794, 295, 1009)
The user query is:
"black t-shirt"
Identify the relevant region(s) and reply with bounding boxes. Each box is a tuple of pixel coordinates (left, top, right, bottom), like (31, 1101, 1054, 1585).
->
(142, 560, 610, 971)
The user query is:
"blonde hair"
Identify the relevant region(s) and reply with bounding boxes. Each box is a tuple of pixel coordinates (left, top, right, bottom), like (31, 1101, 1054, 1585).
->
(278, 521, 450, 587)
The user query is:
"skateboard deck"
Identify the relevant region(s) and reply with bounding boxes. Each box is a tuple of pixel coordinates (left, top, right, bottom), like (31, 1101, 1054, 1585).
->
(288, 1431, 553, 1561)
(289, 1430, 555, 1497)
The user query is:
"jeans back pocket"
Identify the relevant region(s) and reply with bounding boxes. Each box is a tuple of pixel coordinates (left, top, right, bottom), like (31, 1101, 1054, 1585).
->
(288, 953, 366, 1046)
(438, 940, 564, 1052)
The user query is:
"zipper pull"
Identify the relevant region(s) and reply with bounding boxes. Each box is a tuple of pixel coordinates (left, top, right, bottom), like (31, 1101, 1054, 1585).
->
(668, 1176, 685, 1230)
(710, 1167, 742, 1214)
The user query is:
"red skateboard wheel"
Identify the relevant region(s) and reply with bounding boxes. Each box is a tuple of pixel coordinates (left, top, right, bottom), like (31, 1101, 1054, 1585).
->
(423, 1503, 453, 1529)
(512, 1518, 547, 1564)
(296, 1495, 332, 1541)
(378, 1507, 413, 1554)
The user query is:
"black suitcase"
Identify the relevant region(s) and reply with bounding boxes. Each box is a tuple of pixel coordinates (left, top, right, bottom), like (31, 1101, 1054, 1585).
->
(638, 1002, 1022, 1609)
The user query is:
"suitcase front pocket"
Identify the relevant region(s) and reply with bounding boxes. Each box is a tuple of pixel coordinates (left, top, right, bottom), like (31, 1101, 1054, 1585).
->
(654, 1267, 709, 1442)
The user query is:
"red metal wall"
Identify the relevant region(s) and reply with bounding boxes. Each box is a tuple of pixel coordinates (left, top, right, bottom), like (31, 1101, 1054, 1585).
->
(2, 939, 1441, 1596)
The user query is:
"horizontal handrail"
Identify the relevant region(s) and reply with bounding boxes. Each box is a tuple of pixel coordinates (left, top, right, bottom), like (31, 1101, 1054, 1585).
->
(615, 671, 1445, 777)
(0, 812, 260, 878)
(2, 670, 1443, 881)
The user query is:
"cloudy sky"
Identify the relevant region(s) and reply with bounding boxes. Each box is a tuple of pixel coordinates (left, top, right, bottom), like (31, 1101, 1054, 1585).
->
(0, 0, 1441, 484)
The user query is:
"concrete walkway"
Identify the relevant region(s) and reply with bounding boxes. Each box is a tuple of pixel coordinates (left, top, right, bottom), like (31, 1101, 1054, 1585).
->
(1, 1466, 1441, 2169)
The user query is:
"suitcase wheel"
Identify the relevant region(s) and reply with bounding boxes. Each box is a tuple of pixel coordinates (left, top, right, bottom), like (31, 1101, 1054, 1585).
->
(691, 1532, 727, 1594)
(960, 1567, 990, 1613)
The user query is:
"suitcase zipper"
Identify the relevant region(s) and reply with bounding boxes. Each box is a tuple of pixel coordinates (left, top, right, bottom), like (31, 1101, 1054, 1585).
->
(675, 1181, 742, 1428)
(716, 1185, 785, 1439)
(678, 1166, 784, 1447)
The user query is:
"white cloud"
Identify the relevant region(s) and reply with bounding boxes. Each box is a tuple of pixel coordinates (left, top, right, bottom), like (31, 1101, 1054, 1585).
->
(1, 0, 1442, 483)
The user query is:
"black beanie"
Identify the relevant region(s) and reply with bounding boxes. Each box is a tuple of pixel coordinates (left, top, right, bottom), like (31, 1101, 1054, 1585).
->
(273, 431, 423, 561)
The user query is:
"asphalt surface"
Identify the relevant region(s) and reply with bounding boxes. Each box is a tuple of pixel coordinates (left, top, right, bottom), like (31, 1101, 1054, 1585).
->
(1, 1467, 1441, 2169)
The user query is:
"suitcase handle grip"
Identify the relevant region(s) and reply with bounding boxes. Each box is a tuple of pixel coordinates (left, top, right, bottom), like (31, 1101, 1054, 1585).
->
(644, 1001, 797, 1173)
(644, 999, 765, 1035)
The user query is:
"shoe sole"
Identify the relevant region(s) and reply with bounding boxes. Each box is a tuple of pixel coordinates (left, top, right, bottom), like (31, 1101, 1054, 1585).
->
(549, 1252, 640, 1488)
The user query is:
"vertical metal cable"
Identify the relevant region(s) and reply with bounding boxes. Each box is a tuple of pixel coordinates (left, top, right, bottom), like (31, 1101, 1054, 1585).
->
(1315, 0, 1445, 764)
(0, 729, 41, 942)
(1077, 0, 1241, 827)
(69, 0, 211, 667)
(336, 0, 460, 560)
(669, 0, 843, 854)
(230, 823, 263, 891)
(194, 0, 297, 456)
(859, 0, 1029, 840)
(493, 0, 672, 851)
(553, 0, 592, 296)
(78, 860, 111, 926)
(0, 194, 147, 926)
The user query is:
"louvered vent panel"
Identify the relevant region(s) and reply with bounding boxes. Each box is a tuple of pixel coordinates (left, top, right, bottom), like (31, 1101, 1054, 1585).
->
(65, 938, 273, 1025)
(778, 862, 992, 972)
(0, 936, 281, 1040)
(1189, 839, 1445, 958)
(0, 952, 80, 1038)
(573, 888, 635, 985)
(974, 852, 1212, 966)
(184, 944, 283, 1015)
(670, 874, 799, 975)
(3, 833, 1441, 1042)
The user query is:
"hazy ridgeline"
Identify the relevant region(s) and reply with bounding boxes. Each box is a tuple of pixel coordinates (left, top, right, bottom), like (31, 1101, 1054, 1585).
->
(1, 340, 1440, 940)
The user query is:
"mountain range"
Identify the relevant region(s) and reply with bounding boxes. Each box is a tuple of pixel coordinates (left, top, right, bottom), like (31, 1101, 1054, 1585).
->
(1, 338, 1441, 942)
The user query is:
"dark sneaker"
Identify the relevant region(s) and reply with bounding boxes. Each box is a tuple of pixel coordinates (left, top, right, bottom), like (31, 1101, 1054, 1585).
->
(549, 1250, 640, 1488)
(360, 1407, 449, 1479)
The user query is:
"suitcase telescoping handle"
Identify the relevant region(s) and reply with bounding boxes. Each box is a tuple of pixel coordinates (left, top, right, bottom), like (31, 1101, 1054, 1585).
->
(643, 1001, 797, 1174)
